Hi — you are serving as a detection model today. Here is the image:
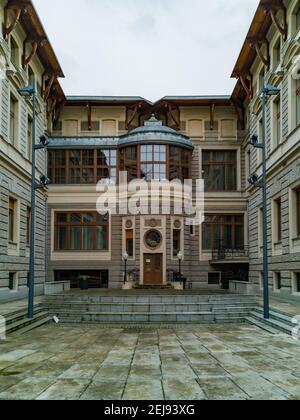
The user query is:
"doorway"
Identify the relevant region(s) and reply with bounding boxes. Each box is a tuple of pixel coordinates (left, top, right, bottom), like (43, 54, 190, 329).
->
(143, 254, 163, 285)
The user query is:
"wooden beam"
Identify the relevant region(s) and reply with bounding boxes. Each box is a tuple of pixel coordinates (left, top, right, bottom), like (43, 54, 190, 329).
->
(4, 5, 22, 40)
(239, 75, 253, 99)
(22, 37, 46, 68)
(248, 37, 270, 68)
(86, 102, 92, 131)
(210, 104, 215, 130)
(261, 1, 287, 41)
(43, 75, 56, 101)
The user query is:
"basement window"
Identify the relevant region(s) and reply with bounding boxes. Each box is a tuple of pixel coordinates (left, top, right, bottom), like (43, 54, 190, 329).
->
(9, 273, 18, 291)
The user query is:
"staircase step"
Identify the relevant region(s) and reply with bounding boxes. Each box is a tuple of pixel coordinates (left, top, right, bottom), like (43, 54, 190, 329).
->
(248, 312, 293, 335)
(4, 308, 45, 325)
(12, 317, 52, 336)
(6, 311, 50, 334)
(245, 316, 281, 335)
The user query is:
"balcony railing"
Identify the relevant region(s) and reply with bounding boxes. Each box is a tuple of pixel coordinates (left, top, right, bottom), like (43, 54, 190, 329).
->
(211, 246, 249, 261)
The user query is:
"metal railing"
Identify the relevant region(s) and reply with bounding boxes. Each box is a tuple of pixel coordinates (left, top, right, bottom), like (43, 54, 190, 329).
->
(211, 246, 249, 261)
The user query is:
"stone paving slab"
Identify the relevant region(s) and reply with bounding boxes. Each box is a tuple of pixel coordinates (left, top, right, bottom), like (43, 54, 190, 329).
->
(0, 324, 299, 400)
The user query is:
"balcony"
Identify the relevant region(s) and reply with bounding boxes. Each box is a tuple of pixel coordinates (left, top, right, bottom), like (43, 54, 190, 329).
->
(210, 247, 249, 264)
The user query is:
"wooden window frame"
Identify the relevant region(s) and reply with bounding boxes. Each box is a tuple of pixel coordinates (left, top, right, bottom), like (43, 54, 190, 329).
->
(26, 207, 31, 246)
(202, 214, 244, 251)
(296, 79, 300, 127)
(8, 198, 16, 243)
(48, 149, 118, 185)
(202, 150, 237, 192)
(54, 211, 109, 252)
(274, 197, 282, 243)
(296, 189, 300, 237)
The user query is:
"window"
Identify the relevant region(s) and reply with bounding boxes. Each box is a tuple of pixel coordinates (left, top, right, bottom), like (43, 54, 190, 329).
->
(274, 198, 282, 243)
(273, 39, 281, 69)
(202, 150, 237, 191)
(28, 66, 35, 87)
(258, 118, 263, 164)
(297, 6, 300, 32)
(10, 94, 19, 147)
(208, 273, 220, 285)
(9, 273, 18, 291)
(10, 37, 19, 67)
(120, 145, 191, 182)
(258, 207, 263, 252)
(296, 79, 300, 127)
(54, 212, 109, 252)
(102, 120, 117, 136)
(141, 145, 167, 181)
(126, 230, 134, 258)
(169, 146, 191, 181)
(202, 215, 244, 250)
(48, 149, 117, 184)
(274, 272, 282, 291)
(81, 121, 100, 132)
(8, 198, 16, 242)
(188, 119, 203, 138)
(273, 96, 281, 147)
(292, 273, 300, 294)
(221, 119, 235, 138)
(173, 229, 181, 258)
(26, 207, 31, 246)
(258, 68, 265, 94)
(297, 189, 300, 237)
(27, 115, 32, 160)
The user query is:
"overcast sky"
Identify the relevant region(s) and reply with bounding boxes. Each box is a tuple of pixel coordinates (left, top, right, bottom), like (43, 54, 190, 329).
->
(33, 0, 259, 101)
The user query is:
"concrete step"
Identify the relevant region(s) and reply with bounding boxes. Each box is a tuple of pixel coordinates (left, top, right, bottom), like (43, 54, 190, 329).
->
(245, 316, 282, 335)
(54, 311, 216, 323)
(50, 310, 251, 324)
(6, 311, 51, 334)
(43, 295, 257, 305)
(12, 317, 53, 336)
(4, 307, 46, 325)
(248, 311, 293, 335)
(43, 302, 257, 314)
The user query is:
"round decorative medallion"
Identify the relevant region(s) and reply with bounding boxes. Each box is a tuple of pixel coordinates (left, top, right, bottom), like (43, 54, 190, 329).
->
(125, 220, 133, 229)
(174, 220, 181, 229)
(149, 219, 158, 228)
(145, 230, 162, 249)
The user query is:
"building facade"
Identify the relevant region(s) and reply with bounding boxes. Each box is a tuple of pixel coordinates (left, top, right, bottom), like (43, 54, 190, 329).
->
(0, 0, 64, 302)
(232, 0, 300, 302)
(0, 0, 299, 302)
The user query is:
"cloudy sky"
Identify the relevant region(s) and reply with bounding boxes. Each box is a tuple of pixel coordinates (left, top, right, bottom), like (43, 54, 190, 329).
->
(33, 0, 259, 101)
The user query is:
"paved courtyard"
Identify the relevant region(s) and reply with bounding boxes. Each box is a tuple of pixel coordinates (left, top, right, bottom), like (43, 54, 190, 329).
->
(0, 324, 300, 400)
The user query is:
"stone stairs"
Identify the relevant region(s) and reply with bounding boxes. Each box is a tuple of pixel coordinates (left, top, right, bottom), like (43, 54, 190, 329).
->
(246, 307, 296, 336)
(42, 294, 258, 325)
(4, 305, 52, 336)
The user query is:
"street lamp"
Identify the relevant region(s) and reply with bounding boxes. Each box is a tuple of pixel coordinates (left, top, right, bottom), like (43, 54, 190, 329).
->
(18, 77, 49, 319)
(177, 251, 183, 287)
(123, 252, 129, 285)
(249, 82, 280, 320)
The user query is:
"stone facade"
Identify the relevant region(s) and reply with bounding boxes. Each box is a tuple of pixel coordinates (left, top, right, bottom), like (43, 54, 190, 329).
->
(0, 0, 63, 302)
(242, 0, 300, 302)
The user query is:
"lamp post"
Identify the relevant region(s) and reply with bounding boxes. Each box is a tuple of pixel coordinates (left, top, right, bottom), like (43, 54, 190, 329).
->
(18, 78, 50, 319)
(249, 83, 280, 320)
(177, 251, 183, 287)
(123, 252, 129, 285)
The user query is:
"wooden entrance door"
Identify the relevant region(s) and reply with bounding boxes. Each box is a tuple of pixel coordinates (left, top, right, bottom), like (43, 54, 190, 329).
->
(143, 254, 163, 285)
